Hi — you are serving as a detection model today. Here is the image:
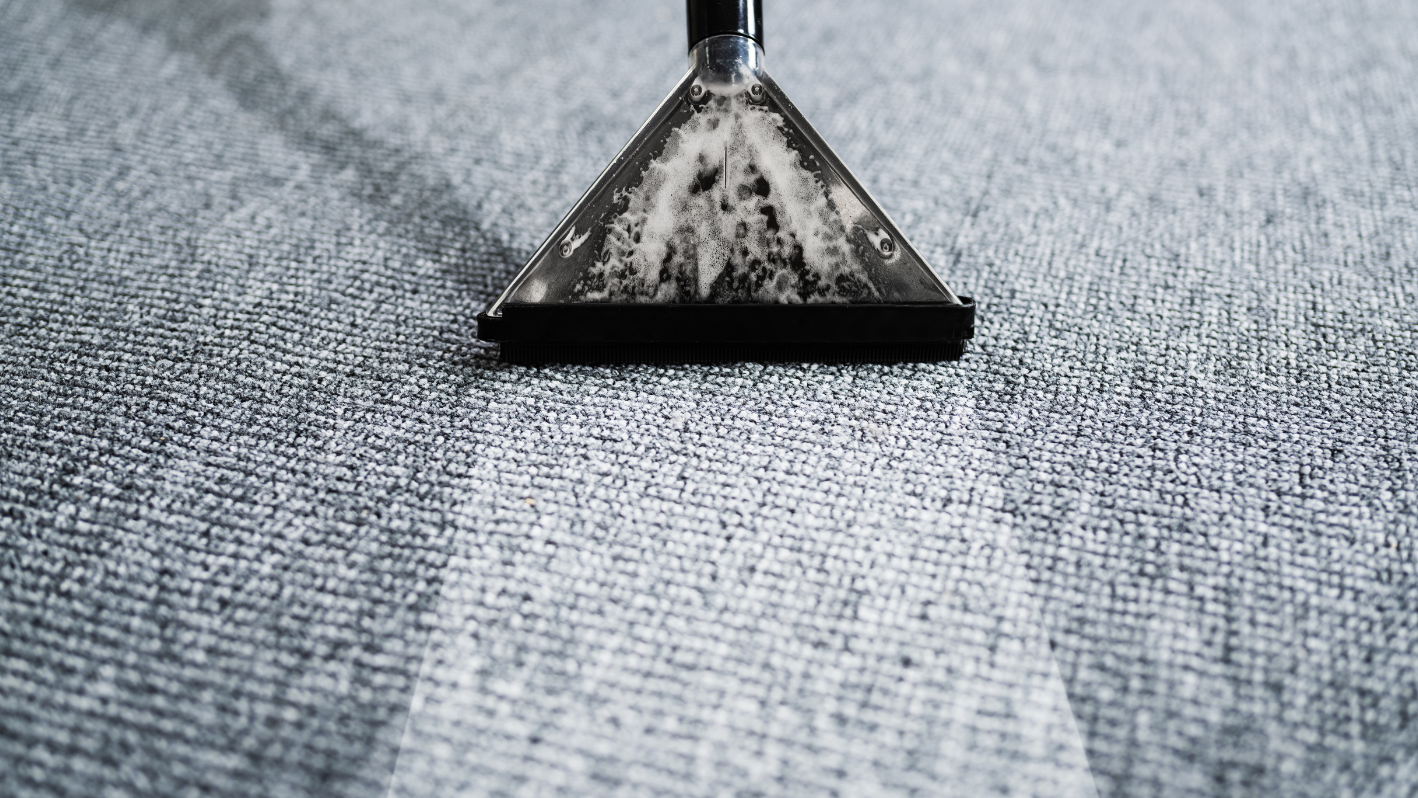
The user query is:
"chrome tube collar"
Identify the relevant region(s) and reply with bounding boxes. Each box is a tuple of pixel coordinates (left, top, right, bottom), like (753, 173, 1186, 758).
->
(688, 34, 765, 97)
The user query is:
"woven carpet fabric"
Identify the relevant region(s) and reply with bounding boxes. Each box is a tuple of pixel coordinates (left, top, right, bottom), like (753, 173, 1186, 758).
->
(2, 0, 1416, 796)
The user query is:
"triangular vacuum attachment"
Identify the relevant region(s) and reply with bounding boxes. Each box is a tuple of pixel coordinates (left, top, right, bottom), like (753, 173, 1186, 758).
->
(477, 0, 974, 364)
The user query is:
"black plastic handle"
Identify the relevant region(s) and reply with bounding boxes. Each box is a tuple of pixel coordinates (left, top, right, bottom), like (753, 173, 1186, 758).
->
(686, 0, 763, 51)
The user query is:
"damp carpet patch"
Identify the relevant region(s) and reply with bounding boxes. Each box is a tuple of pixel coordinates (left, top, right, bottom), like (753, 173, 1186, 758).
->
(1, 0, 1416, 796)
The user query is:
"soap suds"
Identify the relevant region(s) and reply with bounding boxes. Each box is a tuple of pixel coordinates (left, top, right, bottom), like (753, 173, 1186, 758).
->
(571, 94, 877, 303)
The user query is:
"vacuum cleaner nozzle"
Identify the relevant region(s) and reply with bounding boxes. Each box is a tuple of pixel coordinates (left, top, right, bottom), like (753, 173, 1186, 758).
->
(477, 0, 974, 364)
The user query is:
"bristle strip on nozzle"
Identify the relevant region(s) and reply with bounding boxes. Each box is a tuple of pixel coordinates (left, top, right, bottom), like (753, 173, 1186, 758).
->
(499, 341, 966, 366)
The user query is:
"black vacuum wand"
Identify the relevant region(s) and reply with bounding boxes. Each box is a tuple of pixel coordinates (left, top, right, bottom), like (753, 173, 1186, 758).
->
(477, 0, 974, 365)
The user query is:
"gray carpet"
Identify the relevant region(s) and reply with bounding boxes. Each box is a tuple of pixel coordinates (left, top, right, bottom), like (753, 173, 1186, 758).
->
(2, 0, 1416, 796)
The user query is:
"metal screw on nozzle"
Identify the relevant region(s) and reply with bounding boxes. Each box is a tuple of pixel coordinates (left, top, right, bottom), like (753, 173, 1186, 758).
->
(748, 83, 765, 102)
(878, 236, 895, 256)
(559, 242, 573, 257)
(689, 83, 706, 101)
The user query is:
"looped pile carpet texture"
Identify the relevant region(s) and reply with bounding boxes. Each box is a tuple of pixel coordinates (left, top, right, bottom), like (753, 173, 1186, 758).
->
(2, 0, 1416, 796)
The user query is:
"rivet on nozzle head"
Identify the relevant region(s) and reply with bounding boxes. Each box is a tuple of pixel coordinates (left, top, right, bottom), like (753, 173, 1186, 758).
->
(559, 242, 573, 257)
(748, 83, 765, 102)
(689, 83, 706, 101)
(865, 227, 896, 258)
